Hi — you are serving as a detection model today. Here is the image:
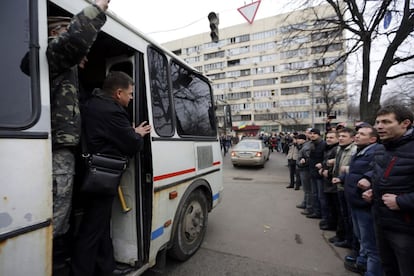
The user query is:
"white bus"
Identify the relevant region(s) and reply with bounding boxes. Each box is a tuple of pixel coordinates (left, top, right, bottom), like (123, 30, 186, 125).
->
(0, 0, 224, 275)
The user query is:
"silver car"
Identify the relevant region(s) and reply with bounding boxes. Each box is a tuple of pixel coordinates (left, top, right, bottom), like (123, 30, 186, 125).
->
(230, 139, 270, 167)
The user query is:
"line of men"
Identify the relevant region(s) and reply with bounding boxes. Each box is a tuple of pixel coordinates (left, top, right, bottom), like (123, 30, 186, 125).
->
(286, 104, 414, 276)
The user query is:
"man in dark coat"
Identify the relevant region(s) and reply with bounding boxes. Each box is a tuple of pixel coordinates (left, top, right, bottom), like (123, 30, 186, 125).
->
(344, 125, 383, 275)
(71, 71, 151, 275)
(360, 105, 414, 276)
(307, 128, 326, 219)
(317, 130, 339, 231)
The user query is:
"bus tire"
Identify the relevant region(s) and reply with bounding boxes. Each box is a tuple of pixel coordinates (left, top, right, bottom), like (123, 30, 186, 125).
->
(168, 189, 208, 261)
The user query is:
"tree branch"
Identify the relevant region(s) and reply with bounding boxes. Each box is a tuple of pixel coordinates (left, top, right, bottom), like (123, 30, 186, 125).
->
(387, 71, 414, 80)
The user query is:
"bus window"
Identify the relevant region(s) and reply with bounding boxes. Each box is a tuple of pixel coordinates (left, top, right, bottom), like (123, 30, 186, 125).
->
(0, 0, 40, 129)
(171, 61, 217, 137)
(148, 47, 174, 137)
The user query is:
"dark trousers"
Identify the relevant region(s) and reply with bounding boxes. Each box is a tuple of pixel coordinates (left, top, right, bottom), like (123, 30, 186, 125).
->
(72, 195, 115, 276)
(324, 192, 339, 229)
(287, 160, 296, 187)
(298, 168, 311, 210)
(295, 169, 301, 189)
(310, 177, 323, 216)
(375, 226, 414, 276)
(337, 190, 354, 246)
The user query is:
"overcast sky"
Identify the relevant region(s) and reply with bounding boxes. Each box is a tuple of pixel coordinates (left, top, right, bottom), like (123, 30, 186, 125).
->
(110, 0, 312, 43)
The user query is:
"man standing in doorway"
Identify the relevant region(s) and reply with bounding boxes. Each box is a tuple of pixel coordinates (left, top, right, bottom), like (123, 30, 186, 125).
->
(72, 71, 151, 275)
(46, 0, 110, 267)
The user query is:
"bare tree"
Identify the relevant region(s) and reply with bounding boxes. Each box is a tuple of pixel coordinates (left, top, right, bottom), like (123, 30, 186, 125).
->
(312, 64, 347, 120)
(322, 0, 414, 123)
(281, 1, 414, 123)
(382, 75, 414, 108)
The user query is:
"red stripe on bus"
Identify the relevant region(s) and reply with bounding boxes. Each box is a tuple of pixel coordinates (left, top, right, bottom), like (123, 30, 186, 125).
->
(154, 168, 196, 181)
(153, 161, 221, 182)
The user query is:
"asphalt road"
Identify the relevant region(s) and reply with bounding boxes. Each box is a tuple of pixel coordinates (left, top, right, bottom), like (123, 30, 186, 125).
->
(144, 150, 355, 276)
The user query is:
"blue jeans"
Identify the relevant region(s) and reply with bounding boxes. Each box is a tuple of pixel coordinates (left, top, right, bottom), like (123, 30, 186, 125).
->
(351, 208, 382, 276)
(375, 225, 414, 276)
(310, 177, 323, 216)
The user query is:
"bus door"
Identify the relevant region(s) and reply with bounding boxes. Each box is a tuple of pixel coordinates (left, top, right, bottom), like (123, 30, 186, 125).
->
(105, 53, 152, 269)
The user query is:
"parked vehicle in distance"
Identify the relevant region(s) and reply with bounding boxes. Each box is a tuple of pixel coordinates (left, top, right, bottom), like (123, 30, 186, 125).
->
(230, 139, 270, 168)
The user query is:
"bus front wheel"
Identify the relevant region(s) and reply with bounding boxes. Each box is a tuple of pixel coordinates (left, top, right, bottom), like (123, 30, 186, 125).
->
(168, 189, 208, 261)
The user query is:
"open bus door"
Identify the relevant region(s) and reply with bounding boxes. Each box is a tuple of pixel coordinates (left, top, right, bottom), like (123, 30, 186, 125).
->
(104, 55, 153, 272)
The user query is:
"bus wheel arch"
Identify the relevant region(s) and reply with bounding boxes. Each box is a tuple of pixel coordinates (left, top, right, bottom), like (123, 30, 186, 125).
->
(168, 180, 211, 261)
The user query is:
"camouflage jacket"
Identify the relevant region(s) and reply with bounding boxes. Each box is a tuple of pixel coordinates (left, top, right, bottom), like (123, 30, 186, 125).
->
(47, 4, 106, 149)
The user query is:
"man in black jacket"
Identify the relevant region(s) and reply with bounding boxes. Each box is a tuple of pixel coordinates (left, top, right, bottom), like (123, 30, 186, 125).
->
(317, 130, 339, 231)
(71, 71, 151, 276)
(307, 128, 326, 219)
(360, 105, 414, 276)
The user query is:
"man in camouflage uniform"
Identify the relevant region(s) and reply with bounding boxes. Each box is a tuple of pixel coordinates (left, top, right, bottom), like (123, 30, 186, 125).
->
(47, 0, 110, 240)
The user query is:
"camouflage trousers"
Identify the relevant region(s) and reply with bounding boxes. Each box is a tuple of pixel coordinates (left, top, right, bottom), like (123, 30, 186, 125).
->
(52, 148, 75, 237)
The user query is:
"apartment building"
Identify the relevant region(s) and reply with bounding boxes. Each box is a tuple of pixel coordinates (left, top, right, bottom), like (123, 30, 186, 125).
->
(162, 4, 348, 135)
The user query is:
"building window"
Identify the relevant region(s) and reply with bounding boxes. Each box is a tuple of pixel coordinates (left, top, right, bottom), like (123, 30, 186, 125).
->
(280, 73, 309, 83)
(229, 80, 250, 89)
(279, 22, 308, 33)
(240, 69, 250, 77)
(280, 86, 309, 95)
(311, 43, 343, 54)
(254, 113, 279, 120)
(251, 29, 277, 40)
(227, 91, 251, 100)
(185, 46, 201, 55)
(227, 46, 250, 56)
(279, 98, 309, 107)
(252, 66, 280, 75)
(204, 50, 225, 61)
(253, 78, 278, 87)
(228, 59, 241, 67)
(280, 48, 308, 59)
(252, 42, 277, 52)
(206, 72, 226, 80)
(184, 56, 200, 64)
(253, 90, 272, 98)
(229, 34, 250, 44)
(204, 61, 225, 71)
(281, 111, 310, 119)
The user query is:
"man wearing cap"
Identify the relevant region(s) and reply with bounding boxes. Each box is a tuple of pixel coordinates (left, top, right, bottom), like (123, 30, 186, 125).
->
(46, 0, 110, 268)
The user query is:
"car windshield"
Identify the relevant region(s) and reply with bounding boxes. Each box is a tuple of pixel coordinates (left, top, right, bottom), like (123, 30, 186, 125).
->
(236, 141, 260, 150)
